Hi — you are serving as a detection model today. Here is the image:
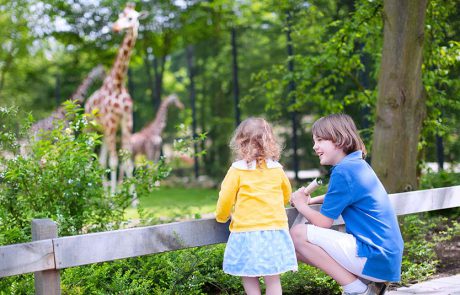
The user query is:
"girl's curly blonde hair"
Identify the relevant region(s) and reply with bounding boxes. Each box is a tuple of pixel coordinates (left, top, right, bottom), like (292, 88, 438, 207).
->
(229, 117, 281, 166)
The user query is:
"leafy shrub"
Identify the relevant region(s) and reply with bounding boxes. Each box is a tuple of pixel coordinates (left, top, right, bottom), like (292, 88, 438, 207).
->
(60, 244, 341, 295)
(399, 214, 438, 285)
(420, 170, 460, 189)
(281, 265, 340, 295)
(0, 103, 127, 241)
(61, 245, 238, 295)
(0, 103, 170, 293)
(399, 211, 460, 285)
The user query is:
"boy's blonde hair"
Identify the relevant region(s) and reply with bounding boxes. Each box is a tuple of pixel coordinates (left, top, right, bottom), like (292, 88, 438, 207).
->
(312, 114, 367, 158)
(230, 117, 281, 165)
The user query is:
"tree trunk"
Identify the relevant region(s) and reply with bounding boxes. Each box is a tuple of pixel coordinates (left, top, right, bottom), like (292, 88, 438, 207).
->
(372, 0, 428, 193)
(152, 56, 164, 111)
(286, 10, 299, 183)
(186, 45, 199, 179)
(231, 27, 241, 127)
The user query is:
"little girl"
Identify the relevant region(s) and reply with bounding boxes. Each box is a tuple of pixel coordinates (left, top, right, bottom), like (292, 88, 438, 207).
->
(290, 114, 404, 295)
(215, 117, 298, 295)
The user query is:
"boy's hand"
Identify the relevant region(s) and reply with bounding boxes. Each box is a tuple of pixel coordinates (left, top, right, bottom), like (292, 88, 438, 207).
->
(290, 187, 311, 208)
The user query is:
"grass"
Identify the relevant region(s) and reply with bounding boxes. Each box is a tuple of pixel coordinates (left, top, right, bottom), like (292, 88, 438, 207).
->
(124, 187, 219, 220)
(123, 180, 326, 222)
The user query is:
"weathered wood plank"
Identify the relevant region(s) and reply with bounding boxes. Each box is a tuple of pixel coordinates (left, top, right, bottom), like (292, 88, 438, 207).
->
(54, 218, 231, 269)
(0, 240, 54, 277)
(390, 186, 460, 216)
(32, 219, 60, 295)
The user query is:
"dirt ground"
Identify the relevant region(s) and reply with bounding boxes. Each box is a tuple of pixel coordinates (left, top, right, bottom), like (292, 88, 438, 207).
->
(435, 233, 460, 276)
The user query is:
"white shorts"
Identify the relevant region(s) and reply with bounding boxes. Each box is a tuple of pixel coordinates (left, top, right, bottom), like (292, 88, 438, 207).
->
(306, 224, 385, 282)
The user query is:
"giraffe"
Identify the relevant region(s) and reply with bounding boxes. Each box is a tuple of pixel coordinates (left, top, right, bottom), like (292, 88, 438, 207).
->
(130, 94, 184, 161)
(31, 64, 105, 139)
(85, 3, 147, 194)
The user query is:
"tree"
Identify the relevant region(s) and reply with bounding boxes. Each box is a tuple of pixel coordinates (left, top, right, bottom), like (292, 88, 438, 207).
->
(372, 0, 428, 193)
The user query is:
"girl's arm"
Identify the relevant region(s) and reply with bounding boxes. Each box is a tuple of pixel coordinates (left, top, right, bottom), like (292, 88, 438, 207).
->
(215, 168, 239, 223)
(281, 171, 293, 205)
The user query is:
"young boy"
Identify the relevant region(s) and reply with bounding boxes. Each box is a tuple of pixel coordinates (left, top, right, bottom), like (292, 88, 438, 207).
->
(290, 114, 403, 295)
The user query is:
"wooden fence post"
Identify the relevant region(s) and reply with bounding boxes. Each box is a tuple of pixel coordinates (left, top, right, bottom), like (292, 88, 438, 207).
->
(31, 219, 60, 295)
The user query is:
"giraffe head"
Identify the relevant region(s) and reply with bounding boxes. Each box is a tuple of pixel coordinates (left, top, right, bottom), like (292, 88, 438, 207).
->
(165, 94, 184, 109)
(112, 3, 148, 33)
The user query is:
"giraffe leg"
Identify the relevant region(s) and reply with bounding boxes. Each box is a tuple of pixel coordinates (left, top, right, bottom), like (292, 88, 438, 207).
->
(99, 141, 110, 192)
(150, 136, 162, 162)
(99, 142, 108, 168)
(152, 144, 161, 162)
(120, 110, 136, 206)
(146, 141, 155, 161)
(105, 132, 118, 195)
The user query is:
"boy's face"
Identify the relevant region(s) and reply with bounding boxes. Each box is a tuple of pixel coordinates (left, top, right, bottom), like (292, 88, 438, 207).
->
(313, 136, 346, 166)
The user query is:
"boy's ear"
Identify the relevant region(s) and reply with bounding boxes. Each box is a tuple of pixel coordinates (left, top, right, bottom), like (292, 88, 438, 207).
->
(138, 11, 149, 20)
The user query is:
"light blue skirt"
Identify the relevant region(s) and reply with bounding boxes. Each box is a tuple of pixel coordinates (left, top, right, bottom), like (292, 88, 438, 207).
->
(223, 229, 298, 277)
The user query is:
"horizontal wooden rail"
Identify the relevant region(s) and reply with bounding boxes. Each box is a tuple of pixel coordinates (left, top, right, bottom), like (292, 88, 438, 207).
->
(1, 185, 459, 279)
(0, 239, 54, 278)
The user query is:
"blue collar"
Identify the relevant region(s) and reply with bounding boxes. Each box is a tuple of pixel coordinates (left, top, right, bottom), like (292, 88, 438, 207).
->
(332, 150, 363, 169)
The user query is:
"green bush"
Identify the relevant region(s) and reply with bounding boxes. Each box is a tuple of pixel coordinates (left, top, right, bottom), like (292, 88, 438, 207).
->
(399, 214, 438, 285)
(60, 244, 342, 295)
(0, 103, 126, 241)
(61, 245, 239, 295)
(399, 211, 460, 285)
(420, 170, 460, 189)
(0, 103, 170, 293)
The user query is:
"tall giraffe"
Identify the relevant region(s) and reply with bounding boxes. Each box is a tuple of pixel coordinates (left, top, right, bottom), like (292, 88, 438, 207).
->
(85, 3, 147, 194)
(31, 64, 105, 139)
(130, 94, 184, 161)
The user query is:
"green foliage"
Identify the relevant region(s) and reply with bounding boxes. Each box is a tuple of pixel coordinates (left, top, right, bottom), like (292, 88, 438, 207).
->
(173, 121, 207, 158)
(0, 102, 171, 293)
(420, 1, 460, 160)
(281, 264, 340, 295)
(399, 211, 460, 286)
(0, 104, 125, 241)
(248, 0, 382, 117)
(420, 170, 460, 189)
(400, 168, 460, 287)
(0, 106, 32, 153)
(399, 214, 438, 285)
(60, 245, 239, 295)
(60, 243, 343, 295)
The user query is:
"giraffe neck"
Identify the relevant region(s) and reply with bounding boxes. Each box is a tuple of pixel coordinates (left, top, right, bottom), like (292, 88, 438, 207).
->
(70, 65, 105, 104)
(106, 28, 137, 90)
(147, 100, 174, 136)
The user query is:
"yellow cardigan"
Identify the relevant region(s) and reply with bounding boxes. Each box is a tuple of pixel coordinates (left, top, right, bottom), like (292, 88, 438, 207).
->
(215, 159, 292, 232)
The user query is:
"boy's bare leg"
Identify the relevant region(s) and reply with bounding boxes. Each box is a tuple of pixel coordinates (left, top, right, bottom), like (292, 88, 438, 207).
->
(263, 275, 282, 295)
(290, 224, 358, 286)
(242, 276, 261, 295)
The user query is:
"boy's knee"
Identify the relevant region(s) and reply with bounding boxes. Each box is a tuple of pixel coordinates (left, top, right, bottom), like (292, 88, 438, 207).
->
(290, 224, 308, 244)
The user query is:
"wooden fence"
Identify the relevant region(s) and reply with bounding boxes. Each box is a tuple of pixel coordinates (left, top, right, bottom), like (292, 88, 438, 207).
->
(1, 185, 460, 294)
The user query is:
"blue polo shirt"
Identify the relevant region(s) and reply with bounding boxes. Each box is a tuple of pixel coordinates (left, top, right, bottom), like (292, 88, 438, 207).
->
(320, 151, 404, 282)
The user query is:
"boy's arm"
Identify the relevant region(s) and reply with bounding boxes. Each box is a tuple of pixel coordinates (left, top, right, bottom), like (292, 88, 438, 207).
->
(215, 168, 239, 223)
(291, 190, 333, 228)
(308, 194, 325, 205)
